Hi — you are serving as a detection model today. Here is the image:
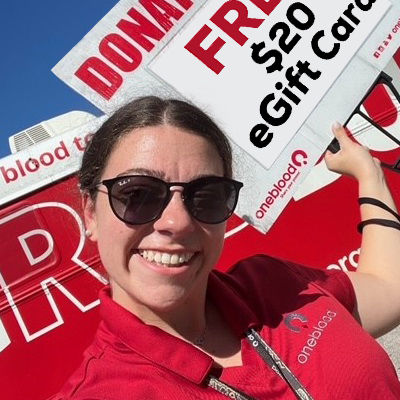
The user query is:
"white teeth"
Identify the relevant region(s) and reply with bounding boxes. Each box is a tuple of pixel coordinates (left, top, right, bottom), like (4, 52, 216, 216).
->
(147, 251, 155, 262)
(161, 253, 171, 264)
(138, 250, 194, 267)
(170, 254, 179, 264)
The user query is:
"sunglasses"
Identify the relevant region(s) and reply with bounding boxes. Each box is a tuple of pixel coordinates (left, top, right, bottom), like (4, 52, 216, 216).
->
(97, 175, 243, 225)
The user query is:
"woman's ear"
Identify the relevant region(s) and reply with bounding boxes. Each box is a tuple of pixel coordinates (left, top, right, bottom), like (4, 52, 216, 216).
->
(82, 193, 98, 242)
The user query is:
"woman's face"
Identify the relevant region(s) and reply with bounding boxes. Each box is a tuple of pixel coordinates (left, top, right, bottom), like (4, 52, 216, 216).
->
(84, 124, 227, 314)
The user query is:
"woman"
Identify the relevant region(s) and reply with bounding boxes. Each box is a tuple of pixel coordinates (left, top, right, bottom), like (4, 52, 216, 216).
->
(56, 96, 400, 399)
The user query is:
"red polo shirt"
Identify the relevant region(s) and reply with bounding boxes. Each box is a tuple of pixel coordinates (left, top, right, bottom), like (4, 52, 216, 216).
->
(55, 255, 400, 399)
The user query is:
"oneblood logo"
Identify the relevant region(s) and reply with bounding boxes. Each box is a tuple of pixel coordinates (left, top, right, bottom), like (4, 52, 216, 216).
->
(284, 313, 308, 333)
(256, 150, 308, 219)
(297, 310, 337, 365)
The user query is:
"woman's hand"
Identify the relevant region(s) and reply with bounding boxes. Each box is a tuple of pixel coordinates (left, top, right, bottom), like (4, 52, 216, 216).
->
(324, 123, 384, 185)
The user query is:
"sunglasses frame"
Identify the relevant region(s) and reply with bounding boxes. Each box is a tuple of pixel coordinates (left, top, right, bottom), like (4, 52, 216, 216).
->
(98, 175, 244, 225)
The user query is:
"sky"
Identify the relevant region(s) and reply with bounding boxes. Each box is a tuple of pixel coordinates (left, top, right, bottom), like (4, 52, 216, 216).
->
(0, 1, 118, 158)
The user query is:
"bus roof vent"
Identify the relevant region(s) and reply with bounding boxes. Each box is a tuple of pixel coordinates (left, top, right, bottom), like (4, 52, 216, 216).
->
(26, 124, 51, 143)
(8, 111, 96, 154)
(11, 124, 51, 153)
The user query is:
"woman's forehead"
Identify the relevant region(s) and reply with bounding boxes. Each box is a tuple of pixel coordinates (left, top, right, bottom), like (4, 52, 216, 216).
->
(103, 125, 224, 179)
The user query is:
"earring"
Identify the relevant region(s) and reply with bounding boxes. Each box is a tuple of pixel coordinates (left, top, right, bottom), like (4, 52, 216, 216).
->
(85, 229, 92, 237)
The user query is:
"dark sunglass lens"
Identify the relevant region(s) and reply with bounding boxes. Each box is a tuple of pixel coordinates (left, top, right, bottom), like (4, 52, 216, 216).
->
(110, 177, 167, 224)
(186, 179, 238, 223)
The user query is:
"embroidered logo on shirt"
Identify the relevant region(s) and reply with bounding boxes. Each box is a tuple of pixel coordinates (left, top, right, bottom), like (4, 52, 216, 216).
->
(284, 313, 309, 333)
(297, 310, 337, 365)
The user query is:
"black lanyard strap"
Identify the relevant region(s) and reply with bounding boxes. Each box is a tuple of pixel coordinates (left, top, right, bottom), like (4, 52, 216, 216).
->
(246, 329, 314, 400)
(207, 376, 255, 400)
(206, 329, 313, 400)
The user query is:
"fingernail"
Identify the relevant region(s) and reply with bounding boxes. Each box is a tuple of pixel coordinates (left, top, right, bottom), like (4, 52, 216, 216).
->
(332, 121, 342, 130)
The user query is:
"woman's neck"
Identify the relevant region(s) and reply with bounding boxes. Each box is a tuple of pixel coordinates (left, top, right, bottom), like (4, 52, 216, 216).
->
(110, 280, 208, 344)
(143, 299, 208, 343)
(111, 281, 243, 366)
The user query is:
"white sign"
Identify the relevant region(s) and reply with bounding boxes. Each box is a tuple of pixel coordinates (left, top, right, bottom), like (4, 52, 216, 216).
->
(52, 0, 400, 232)
(52, 0, 206, 114)
(149, 0, 391, 167)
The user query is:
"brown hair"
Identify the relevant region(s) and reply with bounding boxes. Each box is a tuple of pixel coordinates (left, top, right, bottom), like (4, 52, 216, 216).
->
(79, 96, 233, 198)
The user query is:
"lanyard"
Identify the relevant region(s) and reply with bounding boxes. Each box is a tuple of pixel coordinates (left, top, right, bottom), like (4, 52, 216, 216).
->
(207, 329, 314, 400)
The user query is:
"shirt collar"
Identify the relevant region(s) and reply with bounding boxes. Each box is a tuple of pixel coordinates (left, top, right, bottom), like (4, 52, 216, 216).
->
(99, 269, 260, 384)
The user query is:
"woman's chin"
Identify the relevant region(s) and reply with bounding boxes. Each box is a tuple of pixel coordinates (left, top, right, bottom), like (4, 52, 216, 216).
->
(111, 279, 191, 315)
(109, 252, 210, 317)
(138, 284, 196, 314)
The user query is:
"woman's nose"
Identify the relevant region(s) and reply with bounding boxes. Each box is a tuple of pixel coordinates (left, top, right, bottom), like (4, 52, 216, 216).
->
(153, 190, 195, 235)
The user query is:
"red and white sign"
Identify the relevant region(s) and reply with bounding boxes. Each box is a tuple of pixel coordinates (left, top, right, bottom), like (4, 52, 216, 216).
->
(52, 0, 202, 113)
(52, 0, 400, 232)
(0, 176, 108, 399)
(149, 0, 390, 167)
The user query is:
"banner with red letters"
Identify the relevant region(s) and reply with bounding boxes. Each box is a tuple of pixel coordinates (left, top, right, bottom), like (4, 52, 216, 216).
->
(52, 0, 400, 232)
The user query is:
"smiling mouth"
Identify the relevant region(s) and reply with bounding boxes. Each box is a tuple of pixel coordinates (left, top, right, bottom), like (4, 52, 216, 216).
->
(137, 250, 196, 268)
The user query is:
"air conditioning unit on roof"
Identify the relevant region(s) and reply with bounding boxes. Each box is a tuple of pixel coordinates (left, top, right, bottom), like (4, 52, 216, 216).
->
(8, 111, 96, 154)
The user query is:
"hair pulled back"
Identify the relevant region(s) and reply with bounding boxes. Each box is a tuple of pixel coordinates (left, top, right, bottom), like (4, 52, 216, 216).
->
(79, 96, 233, 199)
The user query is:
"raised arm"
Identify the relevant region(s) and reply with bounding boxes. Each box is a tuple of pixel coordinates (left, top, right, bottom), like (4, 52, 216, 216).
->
(324, 123, 400, 337)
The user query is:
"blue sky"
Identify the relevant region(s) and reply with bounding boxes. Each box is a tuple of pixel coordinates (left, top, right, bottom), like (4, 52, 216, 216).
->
(0, 1, 118, 158)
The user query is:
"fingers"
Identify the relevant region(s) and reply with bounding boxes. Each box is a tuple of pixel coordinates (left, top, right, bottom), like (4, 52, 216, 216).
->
(373, 156, 381, 167)
(331, 122, 350, 147)
(324, 149, 334, 161)
(325, 121, 380, 179)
